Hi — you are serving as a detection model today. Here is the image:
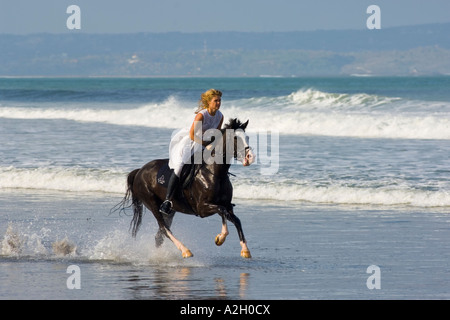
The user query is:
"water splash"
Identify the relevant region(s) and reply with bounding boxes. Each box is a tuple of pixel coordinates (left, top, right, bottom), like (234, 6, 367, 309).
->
(1, 223, 24, 256)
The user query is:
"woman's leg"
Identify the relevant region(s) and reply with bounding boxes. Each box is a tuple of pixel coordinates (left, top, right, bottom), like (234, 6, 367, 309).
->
(159, 165, 182, 215)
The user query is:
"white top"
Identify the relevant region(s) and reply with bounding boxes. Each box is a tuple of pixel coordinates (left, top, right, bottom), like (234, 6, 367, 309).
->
(168, 109, 223, 176)
(197, 108, 223, 133)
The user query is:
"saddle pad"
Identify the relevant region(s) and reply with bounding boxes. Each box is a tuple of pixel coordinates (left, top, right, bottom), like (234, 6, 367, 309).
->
(156, 162, 198, 189)
(156, 163, 172, 188)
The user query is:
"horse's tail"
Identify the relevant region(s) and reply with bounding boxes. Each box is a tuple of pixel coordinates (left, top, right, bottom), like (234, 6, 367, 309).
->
(126, 169, 144, 238)
(110, 168, 143, 238)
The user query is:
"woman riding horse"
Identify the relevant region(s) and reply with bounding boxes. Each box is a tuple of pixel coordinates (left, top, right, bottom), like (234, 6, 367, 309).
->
(160, 89, 224, 216)
(116, 90, 255, 258)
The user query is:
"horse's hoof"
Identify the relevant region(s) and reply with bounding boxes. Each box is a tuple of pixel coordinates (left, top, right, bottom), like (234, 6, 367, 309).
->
(215, 233, 226, 246)
(182, 250, 193, 258)
(240, 250, 252, 259)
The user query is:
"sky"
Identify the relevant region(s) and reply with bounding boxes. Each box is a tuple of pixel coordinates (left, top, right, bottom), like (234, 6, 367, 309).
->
(1, 0, 450, 34)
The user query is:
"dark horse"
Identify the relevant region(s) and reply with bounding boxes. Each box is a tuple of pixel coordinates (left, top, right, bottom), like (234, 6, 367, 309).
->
(116, 118, 255, 258)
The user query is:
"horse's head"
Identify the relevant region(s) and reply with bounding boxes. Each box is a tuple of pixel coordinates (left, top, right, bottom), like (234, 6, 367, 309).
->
(223, 118, 255, 166)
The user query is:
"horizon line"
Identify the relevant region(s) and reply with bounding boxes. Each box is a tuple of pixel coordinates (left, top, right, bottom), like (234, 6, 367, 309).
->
(1, 22, 449, 36)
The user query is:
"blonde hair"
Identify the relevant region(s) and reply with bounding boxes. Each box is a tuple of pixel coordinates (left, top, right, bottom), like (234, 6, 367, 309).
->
(195, 89, 222, 113)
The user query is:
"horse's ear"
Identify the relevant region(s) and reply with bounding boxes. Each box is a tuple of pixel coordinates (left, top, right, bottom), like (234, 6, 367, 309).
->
(242, 120, 249, 130)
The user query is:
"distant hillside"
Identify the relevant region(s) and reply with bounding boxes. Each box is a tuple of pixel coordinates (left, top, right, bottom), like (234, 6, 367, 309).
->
(1, 23, 449, 76)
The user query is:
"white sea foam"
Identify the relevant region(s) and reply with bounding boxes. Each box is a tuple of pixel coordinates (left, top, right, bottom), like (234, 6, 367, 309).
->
(0, 166, 127, 194)
(1, 90, 449, 139)
(233, 181, 450, 207)
(0, 96, 193, 129)
(226, 89, 450, 139)
(1, 166, 449, 208)
(288, 88, 401, 109)
(237, 109, 450, 139)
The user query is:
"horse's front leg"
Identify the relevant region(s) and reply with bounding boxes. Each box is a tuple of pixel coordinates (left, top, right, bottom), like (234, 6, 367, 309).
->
(215, 214, 229, 246)
(197, 203, 251, 258)
(226, 210, 251, 259)
(219, 208, 251, 259)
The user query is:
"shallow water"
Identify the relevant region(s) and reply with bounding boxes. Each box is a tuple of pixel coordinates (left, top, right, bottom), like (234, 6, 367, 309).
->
(1, 191, 449, 300)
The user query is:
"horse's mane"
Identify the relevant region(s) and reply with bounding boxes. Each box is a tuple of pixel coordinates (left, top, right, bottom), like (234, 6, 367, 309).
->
(222, 118, 248, 131)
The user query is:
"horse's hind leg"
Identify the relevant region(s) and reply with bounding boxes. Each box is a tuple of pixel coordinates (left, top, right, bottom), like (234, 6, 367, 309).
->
(147, 201, 193, 258)
(155, 211, 175, 247)
(160, 223, 193, 258)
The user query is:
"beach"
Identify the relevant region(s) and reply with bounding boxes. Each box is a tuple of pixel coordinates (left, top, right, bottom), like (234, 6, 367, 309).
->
(1, 77, 449, 299)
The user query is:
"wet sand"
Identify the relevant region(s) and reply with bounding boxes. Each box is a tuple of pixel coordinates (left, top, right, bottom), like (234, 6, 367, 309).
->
(1, 191, 449, 300)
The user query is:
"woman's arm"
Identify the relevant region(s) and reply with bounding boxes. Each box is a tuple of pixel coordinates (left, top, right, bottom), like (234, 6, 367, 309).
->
(217, 115, 224, 130)
(189, 112, 204, 145)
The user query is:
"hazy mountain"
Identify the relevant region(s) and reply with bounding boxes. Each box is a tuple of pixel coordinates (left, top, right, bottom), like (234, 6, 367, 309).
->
(1, 23, 449, 76)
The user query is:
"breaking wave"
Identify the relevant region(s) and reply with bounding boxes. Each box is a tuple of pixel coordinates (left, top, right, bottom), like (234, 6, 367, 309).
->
(1, 166, 449, 208)
(1, 89, 450, 139)
(233, 180, 450, 208)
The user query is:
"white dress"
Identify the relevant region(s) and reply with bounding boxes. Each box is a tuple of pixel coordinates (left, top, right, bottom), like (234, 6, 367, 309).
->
(168, 109, 223, 176)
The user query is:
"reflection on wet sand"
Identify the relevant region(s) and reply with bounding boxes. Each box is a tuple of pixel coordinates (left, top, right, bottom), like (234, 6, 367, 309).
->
(124, 267, 250, 300)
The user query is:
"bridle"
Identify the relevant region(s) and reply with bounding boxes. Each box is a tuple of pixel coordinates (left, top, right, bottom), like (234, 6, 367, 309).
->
(234, 130, 252, 162)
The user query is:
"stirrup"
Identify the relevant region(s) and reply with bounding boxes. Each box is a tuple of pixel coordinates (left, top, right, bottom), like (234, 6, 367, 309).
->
(159, 200, 173, 215)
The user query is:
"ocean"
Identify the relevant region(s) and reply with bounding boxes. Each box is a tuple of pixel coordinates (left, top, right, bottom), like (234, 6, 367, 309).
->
(0, 76, 449, 300)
